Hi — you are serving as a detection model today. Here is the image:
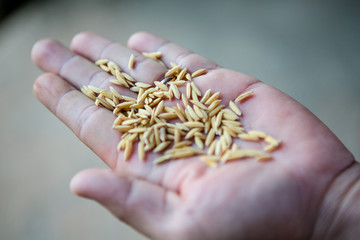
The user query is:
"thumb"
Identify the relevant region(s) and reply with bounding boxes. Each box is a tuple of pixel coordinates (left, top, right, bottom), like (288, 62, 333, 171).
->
(70, 168, 180, 239)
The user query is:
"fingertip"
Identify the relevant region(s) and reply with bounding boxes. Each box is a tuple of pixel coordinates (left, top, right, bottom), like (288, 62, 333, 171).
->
(70, 31, 94, 52)
(71, 168, 179, 237)
(70, 169, 119, 199)
(127, 31, 149, 47)
(33, 73, 61, 104)
(31, 38, 57, 68)
(31, 38, 73, 73)
(33, 72, 75, 114)
(70, 32, 112, 60)
(70, 169, 105, 198)
(70, 169, 90, 197)
(33, 72, 51, 97)
(127, 31, 167, 52)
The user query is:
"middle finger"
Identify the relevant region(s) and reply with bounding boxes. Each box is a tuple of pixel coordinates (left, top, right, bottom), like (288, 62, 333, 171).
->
(70, 32, 168, 85)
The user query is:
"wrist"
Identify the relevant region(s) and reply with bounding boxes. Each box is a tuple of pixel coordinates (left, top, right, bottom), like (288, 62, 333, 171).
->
(311, 160, 360, 240)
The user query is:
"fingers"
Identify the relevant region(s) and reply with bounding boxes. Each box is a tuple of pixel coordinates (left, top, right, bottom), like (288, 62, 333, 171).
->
(33, 73, 119, 168)
(127, 32, 259, 104)
(32, 39, 138, 99)
(128, 31, 219, 72)
(32, 39, 95, 88)
(31, 39, 75, 74)
(70, 168, 180, 239)
(70, 32, 168, 84)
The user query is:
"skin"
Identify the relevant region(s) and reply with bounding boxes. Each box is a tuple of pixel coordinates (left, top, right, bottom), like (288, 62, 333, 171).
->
(31, 32, 360, 240)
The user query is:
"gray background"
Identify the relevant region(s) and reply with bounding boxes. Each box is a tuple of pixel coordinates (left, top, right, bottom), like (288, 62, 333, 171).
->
(0, 0, 359, 239)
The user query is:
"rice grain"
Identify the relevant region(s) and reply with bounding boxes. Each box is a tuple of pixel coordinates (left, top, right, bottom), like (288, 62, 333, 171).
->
(229, 101, 242, 116)
(191, 68, 206, 78)
(235, 90, 253, 102)
(128, 54, 135, 70)
(83, 57, 282, 167)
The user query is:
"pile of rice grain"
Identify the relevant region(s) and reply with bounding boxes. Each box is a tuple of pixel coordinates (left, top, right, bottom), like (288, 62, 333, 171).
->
(80, 52, 281, 168)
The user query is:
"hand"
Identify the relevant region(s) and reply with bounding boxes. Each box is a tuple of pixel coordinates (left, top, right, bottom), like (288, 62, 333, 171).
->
(32, 32, 359, 240)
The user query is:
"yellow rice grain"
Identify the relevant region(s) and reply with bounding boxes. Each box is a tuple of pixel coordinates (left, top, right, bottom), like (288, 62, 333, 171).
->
(205, 92, 221, 106)
(190, 99, 207, 110)
(173, 140, 192, 149)
(182, 93, 190, 107)
(184, 121, 204, 128)
(208, 139, 217, 155)
(186, 73, 192, 81)
(138, 141, 145, 161)
(205, 128, 216, 147)
(195, 136, 204, 149)
(186, 83, 192, 99)
(229, 100, 242, 116)
(200, 89, 211, 103)
(191, 68, 206, 78)
(153, 141, 171, 153)
(191, 82, 202, 96)
(238, 134, 260, 141)
(128, 54, 135, 70)
(154, 155, 172, 164)
(185, 128, 202, 139)
(235, 90, 253, 102)
(95, 59, 109, 65)
(177, 67, 187, 81)
(124, 140, 133, 161)
(142, 51, 162, 60)
(154, 81, 169, 91)
(201, 156, 218, 168)
(170, 83, 180, 99)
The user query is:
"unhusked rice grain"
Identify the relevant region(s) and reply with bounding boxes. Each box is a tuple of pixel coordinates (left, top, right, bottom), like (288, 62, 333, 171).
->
(80, 55, 282, 167)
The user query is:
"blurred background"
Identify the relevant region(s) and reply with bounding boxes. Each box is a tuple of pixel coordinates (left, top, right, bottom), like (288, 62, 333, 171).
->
(0, 0, 359, 239)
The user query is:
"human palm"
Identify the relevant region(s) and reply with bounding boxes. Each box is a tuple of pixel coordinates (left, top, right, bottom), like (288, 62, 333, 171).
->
(32, 32, 357, 239)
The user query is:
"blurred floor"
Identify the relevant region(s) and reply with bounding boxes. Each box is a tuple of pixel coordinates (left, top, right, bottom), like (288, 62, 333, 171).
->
(0, 0, 359, 239)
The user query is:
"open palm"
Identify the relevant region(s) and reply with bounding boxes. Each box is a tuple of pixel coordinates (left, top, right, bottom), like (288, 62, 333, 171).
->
(32, 32, 357, 239)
